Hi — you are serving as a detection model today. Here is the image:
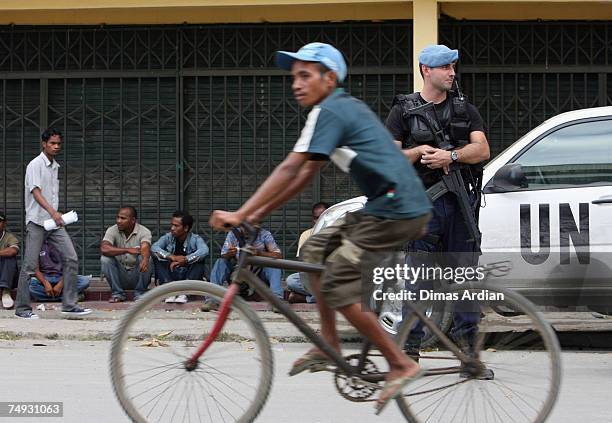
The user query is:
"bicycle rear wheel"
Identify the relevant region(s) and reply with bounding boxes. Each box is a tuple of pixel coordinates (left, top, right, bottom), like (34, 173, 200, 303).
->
(110, 280, 273, 423)
(394, 283, 561, 423)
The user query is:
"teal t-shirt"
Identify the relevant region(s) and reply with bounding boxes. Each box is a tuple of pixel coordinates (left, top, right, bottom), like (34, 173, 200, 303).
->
(293, 89, 431, 219)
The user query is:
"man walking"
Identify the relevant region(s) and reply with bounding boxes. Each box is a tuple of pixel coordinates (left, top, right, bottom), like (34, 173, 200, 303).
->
(14, 128, 92, 319)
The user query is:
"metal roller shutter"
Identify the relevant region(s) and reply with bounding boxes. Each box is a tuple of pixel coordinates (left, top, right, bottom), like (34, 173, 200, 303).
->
(0, 21, 610, 275)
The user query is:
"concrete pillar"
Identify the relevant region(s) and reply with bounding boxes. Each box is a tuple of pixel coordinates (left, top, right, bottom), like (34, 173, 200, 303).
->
(412, 0, 438, 91)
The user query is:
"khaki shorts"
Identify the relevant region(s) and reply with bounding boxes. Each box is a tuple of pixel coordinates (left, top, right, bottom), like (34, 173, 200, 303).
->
(301, 212, 430, 309)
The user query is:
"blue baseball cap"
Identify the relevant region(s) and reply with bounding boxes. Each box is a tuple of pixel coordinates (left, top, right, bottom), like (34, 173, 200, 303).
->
(275, 42, 347, 82)
(419, 44, 459, 68)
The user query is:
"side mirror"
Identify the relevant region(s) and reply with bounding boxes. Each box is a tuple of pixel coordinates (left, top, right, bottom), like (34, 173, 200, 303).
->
(484, 163, 528, 193)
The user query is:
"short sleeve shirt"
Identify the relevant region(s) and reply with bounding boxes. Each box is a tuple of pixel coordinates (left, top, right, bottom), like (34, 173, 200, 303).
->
(24, 152, 60, 226)
(0, 230, 19, 252)
(294, 89, 431, 219)
(385, 93, 485, 188)
(385, 94, 485, 145)
(221, 229, 281, 257)
(39, 242, 63, 277)
(103, 223, 152, 269)
(296, 228, 313, 257)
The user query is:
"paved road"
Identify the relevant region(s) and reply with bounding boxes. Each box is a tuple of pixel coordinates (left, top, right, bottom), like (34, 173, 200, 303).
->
(0, 340, 610, 422)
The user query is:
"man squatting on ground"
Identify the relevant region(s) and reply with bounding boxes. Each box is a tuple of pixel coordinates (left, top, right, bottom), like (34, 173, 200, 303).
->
(0, 212, 18, 309)
(208, 42, 432, 413)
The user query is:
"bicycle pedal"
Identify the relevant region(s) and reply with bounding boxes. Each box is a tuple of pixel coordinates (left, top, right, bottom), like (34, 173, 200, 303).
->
(348, 376, 380, 390)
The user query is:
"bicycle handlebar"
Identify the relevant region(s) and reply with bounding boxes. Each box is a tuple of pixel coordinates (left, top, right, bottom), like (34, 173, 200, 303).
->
(222, 221, 261, 246)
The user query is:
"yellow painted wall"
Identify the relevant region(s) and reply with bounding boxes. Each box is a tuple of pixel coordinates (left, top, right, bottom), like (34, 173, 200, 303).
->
(413, 0, 438, 91)
(0, 1, 611, 24)
(0, 2, 412, 25)
(442, 2, 612, 20)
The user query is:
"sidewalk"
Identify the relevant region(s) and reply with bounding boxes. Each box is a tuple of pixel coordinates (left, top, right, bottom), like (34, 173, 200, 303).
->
(1, 300, 611, 343)
(0, 300, 360, 343)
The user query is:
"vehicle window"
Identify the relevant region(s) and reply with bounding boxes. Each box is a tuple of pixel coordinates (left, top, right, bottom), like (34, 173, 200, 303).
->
(514, 119, 612, 190)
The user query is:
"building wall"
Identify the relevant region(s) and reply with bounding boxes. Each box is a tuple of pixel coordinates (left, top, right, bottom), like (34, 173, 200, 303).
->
(0, 4, 610, 273)
(1, 1, 612, 25)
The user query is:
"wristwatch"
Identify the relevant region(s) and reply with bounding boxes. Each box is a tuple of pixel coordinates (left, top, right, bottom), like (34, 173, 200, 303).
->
(450, 150, 459, 162)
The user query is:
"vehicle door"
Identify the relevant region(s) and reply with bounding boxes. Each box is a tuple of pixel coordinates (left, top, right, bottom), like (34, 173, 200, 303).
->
(480, 117, 612, 305)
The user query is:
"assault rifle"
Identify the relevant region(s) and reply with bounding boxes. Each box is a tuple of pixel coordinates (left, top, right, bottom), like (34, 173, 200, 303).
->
(405, 82, 482, 247)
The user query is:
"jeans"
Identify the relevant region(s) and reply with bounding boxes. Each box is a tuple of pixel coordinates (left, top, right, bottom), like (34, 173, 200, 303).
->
(100, 255, 153, 299)
(286, 272, 316, 303)
(15, 223, 80, 313)
(209, 258, 283, 299)
(0, 256, 18, 289)
(154, 257, 208, 284)
(30, 274, 90, 301)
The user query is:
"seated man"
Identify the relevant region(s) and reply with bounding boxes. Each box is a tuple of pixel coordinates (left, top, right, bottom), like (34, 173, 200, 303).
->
(286, 202, 329, 303)
(29, 240, 90, 302)
(152, 210, 209, 304)
(0, 212, 18, 309)
(100, 206, 153, 302)
(201, 225, 282, 311)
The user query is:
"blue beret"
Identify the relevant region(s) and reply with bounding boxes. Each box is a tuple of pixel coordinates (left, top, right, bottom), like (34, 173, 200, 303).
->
(418, 44, 459, 67)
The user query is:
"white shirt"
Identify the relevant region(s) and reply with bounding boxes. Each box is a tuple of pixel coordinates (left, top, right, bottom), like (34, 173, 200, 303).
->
(24, 152, 60, 226)
(296, 227, 313, 257)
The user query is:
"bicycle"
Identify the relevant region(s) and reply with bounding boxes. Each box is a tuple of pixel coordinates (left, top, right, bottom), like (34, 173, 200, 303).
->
(110, 223, 561, 423)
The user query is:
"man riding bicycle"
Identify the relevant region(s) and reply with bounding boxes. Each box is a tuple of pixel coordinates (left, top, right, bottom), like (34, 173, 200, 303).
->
(209, 42, 432, 413)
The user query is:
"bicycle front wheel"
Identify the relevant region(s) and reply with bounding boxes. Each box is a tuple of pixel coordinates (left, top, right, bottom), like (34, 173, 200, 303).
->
(110, 280, 273, 423)
(394, 283, 561, 423)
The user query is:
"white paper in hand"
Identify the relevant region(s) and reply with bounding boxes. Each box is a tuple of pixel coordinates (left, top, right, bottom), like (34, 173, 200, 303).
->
(43, 210, 79, 231)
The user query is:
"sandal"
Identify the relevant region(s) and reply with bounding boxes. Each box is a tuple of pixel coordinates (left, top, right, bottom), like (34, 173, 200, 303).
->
(108, 296, 125, 303)
(375, 368, 425, 415)
(288, 351, 333, 377)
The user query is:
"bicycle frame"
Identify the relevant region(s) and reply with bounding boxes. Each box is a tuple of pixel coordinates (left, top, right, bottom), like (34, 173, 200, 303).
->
(188, 248, 473, 382)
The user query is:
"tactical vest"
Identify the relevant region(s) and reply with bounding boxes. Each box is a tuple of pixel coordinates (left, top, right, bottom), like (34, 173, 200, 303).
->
(392, 91, 483, 189)
(392, 90, 471, 150)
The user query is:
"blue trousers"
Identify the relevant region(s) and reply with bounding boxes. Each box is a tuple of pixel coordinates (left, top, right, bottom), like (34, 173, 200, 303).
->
(30, 274, 90, 302)
(286, 272, 316, 303)
(100, 255, 153, 299)
(404, 192, 481, 348)
(0, 256, 18, 289)
(154, 257, 208, 284)
(210, 258, 283, 299)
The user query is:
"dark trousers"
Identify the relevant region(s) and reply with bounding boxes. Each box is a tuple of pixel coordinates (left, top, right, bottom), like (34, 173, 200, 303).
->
(404, 192, 482, 347)
(0, 256, 18, 289)
(154, 257, 208, 284)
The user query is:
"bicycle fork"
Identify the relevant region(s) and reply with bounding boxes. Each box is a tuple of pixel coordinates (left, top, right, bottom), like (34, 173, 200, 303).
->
(185, 283, 239, 371)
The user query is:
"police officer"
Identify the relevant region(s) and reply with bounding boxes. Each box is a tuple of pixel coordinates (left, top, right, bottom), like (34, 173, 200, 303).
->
(385, 44, 493, 379)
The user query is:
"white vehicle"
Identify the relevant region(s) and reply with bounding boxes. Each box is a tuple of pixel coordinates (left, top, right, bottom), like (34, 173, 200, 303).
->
(313, 106, 612, 331)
